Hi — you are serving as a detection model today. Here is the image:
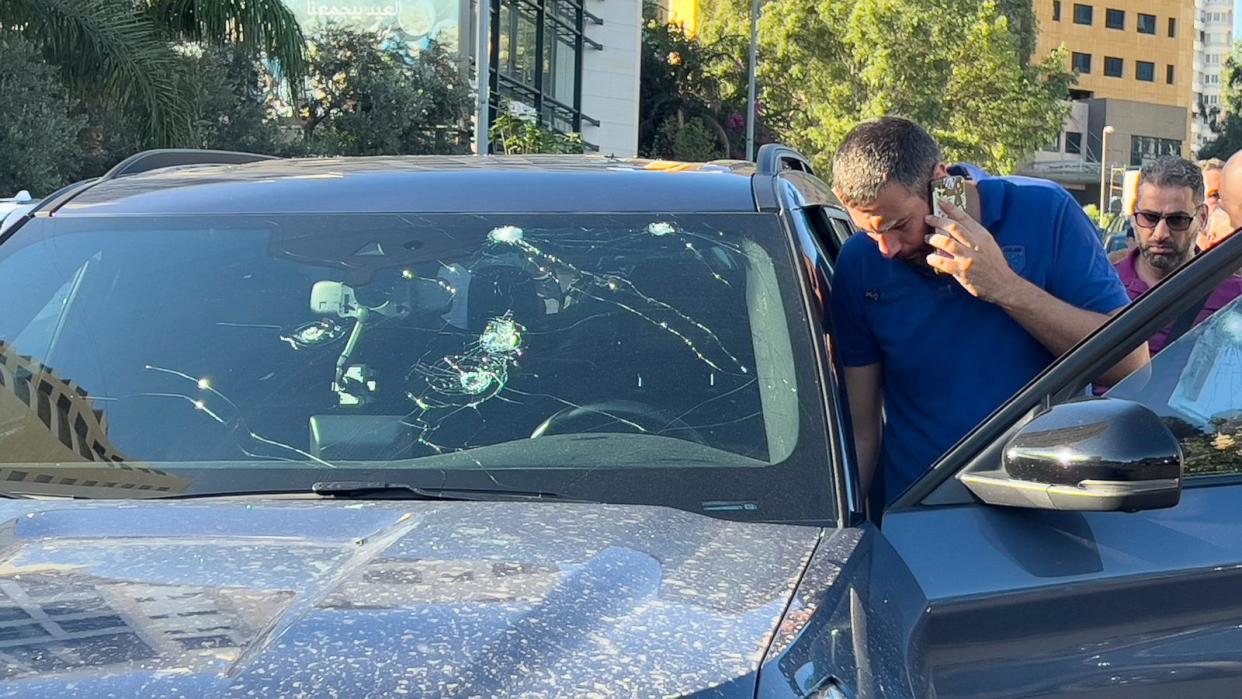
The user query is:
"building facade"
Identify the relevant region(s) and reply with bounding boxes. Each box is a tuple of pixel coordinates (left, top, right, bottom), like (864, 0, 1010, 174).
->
(284, 0, 642, 156)
(1024, 0, 1200, 206)
(1192, 0, 1234, 153)
(1036, 0, 1196, 113)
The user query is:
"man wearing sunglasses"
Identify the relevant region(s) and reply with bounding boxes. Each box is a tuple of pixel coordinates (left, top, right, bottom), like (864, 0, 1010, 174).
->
(1113, 155, 1242, 355)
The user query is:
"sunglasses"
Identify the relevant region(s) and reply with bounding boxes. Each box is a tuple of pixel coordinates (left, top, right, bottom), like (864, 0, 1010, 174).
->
(1133, 208, 1201, 232)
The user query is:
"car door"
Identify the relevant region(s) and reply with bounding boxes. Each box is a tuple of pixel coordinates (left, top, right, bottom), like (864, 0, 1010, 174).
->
(750, 176, 938, 698)
(879, 230, 1242, 698)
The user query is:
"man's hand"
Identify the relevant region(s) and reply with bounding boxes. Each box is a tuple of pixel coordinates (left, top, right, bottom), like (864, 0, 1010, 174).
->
(922, 199, 1148, 384)
(924, 199, 1020, 304)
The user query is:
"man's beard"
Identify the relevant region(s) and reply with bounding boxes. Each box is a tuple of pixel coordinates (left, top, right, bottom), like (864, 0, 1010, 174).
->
(1140, 242, 1192, 272)
(899, 243, 943, 276)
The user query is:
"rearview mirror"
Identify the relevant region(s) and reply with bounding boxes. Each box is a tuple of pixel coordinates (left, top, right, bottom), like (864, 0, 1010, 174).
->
(959, 398, 1182, 512)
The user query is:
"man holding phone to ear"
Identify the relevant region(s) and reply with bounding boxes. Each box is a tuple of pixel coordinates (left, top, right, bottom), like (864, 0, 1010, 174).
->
(828, 117, 1148, 506)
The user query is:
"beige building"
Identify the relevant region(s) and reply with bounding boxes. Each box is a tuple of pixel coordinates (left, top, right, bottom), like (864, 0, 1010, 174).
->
(1024, 1, 1200, 205)
(1035, 1, 1196, 128)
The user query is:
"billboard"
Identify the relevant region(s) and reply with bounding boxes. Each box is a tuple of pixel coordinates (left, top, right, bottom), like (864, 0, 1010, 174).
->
(288, 0, 464, 56)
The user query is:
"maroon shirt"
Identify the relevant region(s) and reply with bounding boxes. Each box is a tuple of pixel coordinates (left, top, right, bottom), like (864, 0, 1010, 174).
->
(1114, 248, 1242, 354)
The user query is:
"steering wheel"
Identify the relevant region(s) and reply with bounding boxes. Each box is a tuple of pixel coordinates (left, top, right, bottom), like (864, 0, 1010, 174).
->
(530, 400, 710, 445)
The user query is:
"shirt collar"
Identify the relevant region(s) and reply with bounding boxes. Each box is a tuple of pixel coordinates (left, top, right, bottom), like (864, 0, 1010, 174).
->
(948, 163, 1004, 230)
(1117, 247, 1151, 297)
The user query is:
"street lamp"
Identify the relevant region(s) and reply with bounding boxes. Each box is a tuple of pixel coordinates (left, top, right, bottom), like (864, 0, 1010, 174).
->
(1098, 125, 1115, 226)
(473, 0, 492, 156)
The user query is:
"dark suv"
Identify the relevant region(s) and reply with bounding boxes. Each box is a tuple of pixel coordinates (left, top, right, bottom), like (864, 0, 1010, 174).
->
(0, 146, 1241, 698)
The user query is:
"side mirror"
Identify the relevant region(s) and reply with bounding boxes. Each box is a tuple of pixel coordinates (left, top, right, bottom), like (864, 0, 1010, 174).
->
(959, 398, 1183, 512)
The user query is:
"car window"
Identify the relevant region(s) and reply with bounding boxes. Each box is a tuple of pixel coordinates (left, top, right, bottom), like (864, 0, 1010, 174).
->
(1106, 294, 1242, 477)
(0, 213, 835, 520)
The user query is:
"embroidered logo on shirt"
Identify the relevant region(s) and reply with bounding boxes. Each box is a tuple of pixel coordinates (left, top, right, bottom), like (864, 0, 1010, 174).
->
(1002, 245, 1027, 273)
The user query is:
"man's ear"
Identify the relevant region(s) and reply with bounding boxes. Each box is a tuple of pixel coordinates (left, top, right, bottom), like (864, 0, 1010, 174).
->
(932, 162, 950, 180)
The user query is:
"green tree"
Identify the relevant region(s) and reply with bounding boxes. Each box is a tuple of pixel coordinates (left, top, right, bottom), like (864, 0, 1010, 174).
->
(490, 104, 587, 155)
(0, 31, 87, 196)
(651, 115, 725, 162)
(697, 0, 1072, 175)
(174, 46, 286, 154)
(639, 19, 751, 160)
(289, 28, 474, 156)
(1, 0, 305, 146)
(73, 46, 290, 185)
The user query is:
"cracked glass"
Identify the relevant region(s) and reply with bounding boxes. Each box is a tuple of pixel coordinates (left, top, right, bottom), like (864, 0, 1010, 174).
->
(0, 213, 835, 521)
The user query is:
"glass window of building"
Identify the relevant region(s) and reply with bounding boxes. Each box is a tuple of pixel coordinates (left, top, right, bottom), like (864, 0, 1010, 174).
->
(1073, 3, 1093, 25)
(1072, 52, 1093, 73)
(1130, 136, 1182, 166)
(1066, 131, 1084, 154)
(489, 0, 599, 145)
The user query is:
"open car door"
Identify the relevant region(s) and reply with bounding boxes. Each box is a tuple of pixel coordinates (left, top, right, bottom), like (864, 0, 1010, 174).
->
(880, 229, 1242, 698)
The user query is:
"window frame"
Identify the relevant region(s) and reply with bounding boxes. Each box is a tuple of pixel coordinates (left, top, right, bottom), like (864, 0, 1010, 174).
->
(1053, 0, 1062, 21)
(1137, 12, 1157, 34)
(1065, 131, 1084, 154)
(1136, 60, 1156, 82)
(1105, 7, 1125, 29)
(1072, 51, 1093, 74)
(1104, 56, 1124, 77)
(1073, 3, 1093, 25)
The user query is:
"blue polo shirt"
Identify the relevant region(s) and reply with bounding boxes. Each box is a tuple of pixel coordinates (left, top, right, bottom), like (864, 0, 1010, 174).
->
(830, 170, 1130, 505)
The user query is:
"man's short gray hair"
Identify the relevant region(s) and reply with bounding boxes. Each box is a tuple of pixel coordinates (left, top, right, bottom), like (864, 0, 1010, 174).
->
(1141, 155, 1205, 204)
(831, 117, 941, 206)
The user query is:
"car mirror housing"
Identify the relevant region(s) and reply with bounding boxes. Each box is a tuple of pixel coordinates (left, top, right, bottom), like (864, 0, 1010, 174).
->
(959, 398, 1183, 512)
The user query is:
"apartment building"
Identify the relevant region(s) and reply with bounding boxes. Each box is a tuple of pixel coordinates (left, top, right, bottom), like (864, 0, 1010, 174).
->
(1024, 0, 1197, 203)
(1192, 0, 1234, 152)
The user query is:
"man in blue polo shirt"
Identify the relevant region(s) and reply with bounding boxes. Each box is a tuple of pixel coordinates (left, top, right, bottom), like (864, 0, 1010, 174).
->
(829, 117, 1149, 506)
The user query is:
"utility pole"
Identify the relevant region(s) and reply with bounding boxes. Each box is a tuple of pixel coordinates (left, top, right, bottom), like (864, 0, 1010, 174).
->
(745, 0, 759, 161)
(474, 0, 492, 156)
(1097, 125, 1115, 225)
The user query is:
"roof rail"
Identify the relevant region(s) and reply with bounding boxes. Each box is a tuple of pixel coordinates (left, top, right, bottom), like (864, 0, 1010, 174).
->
(101, 149, 277, 180)
(755, 144, 814, 176)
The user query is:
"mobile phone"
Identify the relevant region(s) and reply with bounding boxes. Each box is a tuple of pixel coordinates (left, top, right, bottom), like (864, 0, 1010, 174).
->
(930, 175, 967, 218)
(925, 175, 968, 275)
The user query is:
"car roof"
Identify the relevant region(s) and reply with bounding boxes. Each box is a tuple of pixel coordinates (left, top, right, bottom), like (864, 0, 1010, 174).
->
(49, 155, 763, 217)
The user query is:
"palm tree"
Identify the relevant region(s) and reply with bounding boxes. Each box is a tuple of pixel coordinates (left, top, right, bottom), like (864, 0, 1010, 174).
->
(145, 0, 306, 84)
(1, 0, 305, 147)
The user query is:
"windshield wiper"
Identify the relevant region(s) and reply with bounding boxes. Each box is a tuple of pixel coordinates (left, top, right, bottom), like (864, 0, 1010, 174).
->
(310, 481, 595, 503)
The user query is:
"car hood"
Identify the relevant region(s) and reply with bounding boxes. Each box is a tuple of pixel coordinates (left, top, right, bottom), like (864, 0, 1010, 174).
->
(0, 499, 822, 697)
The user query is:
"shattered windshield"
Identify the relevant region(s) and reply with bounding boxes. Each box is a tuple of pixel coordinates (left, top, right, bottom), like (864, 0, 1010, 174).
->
(0, 213, 834, 521)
